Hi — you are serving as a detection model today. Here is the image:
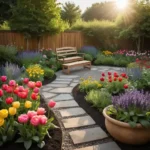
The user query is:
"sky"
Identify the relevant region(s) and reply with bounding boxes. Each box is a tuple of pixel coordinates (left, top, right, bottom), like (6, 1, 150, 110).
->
(57, 0, 114, 12)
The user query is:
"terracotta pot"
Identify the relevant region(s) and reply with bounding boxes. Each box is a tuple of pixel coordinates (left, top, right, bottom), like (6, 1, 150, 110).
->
(103, 106, 150, 145)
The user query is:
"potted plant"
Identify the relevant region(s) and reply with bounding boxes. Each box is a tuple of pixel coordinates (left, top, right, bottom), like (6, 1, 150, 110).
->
(103, 90, 150, 145)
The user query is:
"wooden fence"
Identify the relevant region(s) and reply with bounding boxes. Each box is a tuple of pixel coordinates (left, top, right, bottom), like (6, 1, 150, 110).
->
(0, 31, 85, 51)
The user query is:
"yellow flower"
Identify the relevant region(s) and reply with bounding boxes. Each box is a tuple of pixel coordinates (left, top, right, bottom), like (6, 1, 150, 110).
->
(12, 101, 20, 109)
(9, 107, 17, 116)
(0, 118, 4, 127)
(25, 101, 32, 109)
(0, 109, 8, 118)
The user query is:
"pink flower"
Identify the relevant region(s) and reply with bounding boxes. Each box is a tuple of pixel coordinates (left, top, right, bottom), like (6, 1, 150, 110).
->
(30, 115, 40, 126)
(39, 115, 48, 125)
(18, 92, 28, 99)
(0, 89, 3, 97)
(33, 87, 39, 93)
(18, 114, 29, 123)
(6, 86, 13, 93)
(2, 84, 8, 91)
(23, 78, 29, 84)
(102, 73, 105, 77)
(48, 100, 56, 108)
(27, 111, 37, 119)
(37, 108, 46, 115)
(28, 81, 35, 89)
(18, 86, 24, 92)
(9, 80, 16, 87)
(1, 76, 7, 82)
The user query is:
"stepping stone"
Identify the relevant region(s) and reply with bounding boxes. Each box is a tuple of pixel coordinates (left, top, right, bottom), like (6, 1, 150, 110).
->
(50, 87, 73, 93)
(41, 92, 57, 99)
(74, 142, 121, 150)
(62, 116, 95, 128)
(45, 84, 68, 88)
(53, 94, 73, 101)
(69, 127, 108, 144)
(59, 107, 86, 117)
(51, 81, 71, 84)
(56, 78, 73, 81)
(41, 87, 52, 92)
(55, 100, 78, 108)
(73, 79, 80, 83)
(60, 75, 79, 79)
(70, 83, 78, 87)
(91, 68, 98, 71)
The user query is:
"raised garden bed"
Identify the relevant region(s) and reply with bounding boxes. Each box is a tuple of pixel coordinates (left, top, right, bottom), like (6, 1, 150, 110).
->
(72, 85, 150, 150)
(42, 74, 56, 86)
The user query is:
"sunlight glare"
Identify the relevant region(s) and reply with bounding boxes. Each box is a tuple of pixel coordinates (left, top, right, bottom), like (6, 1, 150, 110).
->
(116, 0, 128, 9)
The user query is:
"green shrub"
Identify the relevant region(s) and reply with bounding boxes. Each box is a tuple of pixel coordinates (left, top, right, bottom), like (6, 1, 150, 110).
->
(85, 90, 112, 112)
(127, 62, 139, 68)
(114, 59, 129, 67)
(101, 57, 115, 66)
(43, 67, 55, 79)
(84, 53, 93, 61)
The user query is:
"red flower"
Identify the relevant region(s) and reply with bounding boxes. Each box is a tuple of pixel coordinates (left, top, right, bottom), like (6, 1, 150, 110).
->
(114, 72, 119, 77)
(6, 97, 13, 104)
(18, 86, 24, 92)
(108, 72, 111, 76)
(121, 73, 127, 78)
(2, 84, 8, 91)
(28, 81, 35, 89)
(124, 84, 128, 89)
(9, 80, 16, 87)
(1, 76, 7, 82)
(14, 87, 19, 95)
(108, 79, 112, 82)
(100, 77, 105, 81)
(18, 92, 28, 99)
(102, 73, 105, 77)
(0, 89, 3, 97)
(118, 77, 123, 82)
(48, 100, 56, 108)
(108, 75, 112, 79)
(114, 77, 117, 81)
(31, 93, 38, 100)
(35, 81, 42, 88)
(33, 87, 39, 93)
(6, 86, 13, 93)
(23, 78, 29, 84)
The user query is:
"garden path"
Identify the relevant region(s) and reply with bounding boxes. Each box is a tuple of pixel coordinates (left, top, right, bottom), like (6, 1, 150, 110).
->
(40, 66, 123, 150)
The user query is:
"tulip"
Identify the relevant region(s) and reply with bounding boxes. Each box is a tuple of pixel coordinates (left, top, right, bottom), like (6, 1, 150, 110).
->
(18, 114, 29, 123)
(9, 107, 16, 116)
(108, 79, 112, 82)
(6, 97, 13, 104)
(100, 77, 105, 81)
(30, 115, 40, 126)
(37, 108, 46, 115)
(1, 76, 7, 82)
(28, 81, 35, 89)
(118, 77, 123, 82)
(35, 81, 42, 88)
(2, 84, 8, 91)
(27, 111, 37, 119)
(0, 118, 4, 127)
(18, 86, 24, 92)
(12, 101, 20, 109)
(114, 77, 117, 81)
(9, 80, 16, 87)
(39, 115, 48, 125)
(124, 84, 129, 89)
(108, 72, 111, 76)
(14, 87, 19, 95)
(6, 86, 13, 93)
(101, 73, 105, 77)
(24, 101, 32, 109)
(0, 109, 8, 118)
(31, 93, 38, 100)
(0, 89, 3, 97)
(23, 78, 29, 84)
(18, 92, 28, 99)
(48, 100, 56, 108)
(33, 87, 39, 93)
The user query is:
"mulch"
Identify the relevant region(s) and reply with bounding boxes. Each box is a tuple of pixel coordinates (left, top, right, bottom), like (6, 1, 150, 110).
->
(72, 84, 150, 150)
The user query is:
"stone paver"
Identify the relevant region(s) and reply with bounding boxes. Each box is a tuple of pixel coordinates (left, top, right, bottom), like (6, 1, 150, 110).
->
(41, 92, 57, 99)
(69, 127, 108, 144)
(60, 75, 79, 79)
(70, 83, 78, 87)
(53, 94, 73, 101)
(62, 116, 95, 128)
(51, 81, 71, 84)
(41, 87, 52, 92)
(50, 87, 73, 93)
(91, 68, 98, 71)
(45, 84, 68, 88)
(74, 142, 121, 150)
(55, 100, 78, 108)
(55, 78, 73, 81)
(73, 79, 80, 83)
(59, 107, 86, 117)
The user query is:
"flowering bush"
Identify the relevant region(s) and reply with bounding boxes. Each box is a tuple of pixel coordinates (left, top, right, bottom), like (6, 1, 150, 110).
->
(0, 76, 56, 149)
(103, 50, 113, 56)
(100, 72, 130, 94)
(107, 90, 150, 128)
(79, 76, 102, 93)
(26, 64, 44, 81)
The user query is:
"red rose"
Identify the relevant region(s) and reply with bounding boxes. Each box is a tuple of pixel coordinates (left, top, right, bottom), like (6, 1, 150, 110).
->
(2, 84, 8, 91)
(35, 81, 42, 88)
(124, 84, 128, 89)
(0, 89, 3, 97)
(23, 78, 29, 84)
(118, 77, 123, 82)
(1, 76, 7, 82)
(102, 73, 105, 77)
(100, 77, 105, 81)
(31, 93, 38, 100)
(18, 92, 28, 99)
(48, 100, 56, 108)
(108, 72, 111, 76)
(6, 97, 13, 104)
(108, 79, 112, 82)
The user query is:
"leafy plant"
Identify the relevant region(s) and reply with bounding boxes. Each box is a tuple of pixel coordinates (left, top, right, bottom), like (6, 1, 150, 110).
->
(107, 90, 150, 128)
(85, 89, 112, 112)
(43, 67, 54, 79)
(84, 53, 93, 61)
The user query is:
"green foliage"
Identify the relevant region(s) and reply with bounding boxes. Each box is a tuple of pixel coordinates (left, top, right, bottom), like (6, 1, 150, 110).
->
(43, 67, 54, 79)
(10, 0, 67, 36)
(0, 21, 10, 30)
(84, 53, 93, 61)
(114, 59, 129, 67)
(127, 62, 140, 68)
(85, 90, 112, 112)
(79, 77, 102, 93)
(82, 2, 118, 21)
(61, 2, 81, 26)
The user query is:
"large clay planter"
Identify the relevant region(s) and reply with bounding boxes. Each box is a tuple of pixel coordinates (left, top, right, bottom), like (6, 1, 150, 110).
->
(103, 106, 150, 145)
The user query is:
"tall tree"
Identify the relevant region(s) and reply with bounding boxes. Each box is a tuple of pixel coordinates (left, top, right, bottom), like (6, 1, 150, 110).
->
(82, 2, 118, 21)
(61, 2, 81, 26)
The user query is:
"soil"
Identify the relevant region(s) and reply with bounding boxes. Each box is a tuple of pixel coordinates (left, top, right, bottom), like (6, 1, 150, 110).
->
(1, 74, 62, 150)
(42, 74, 56, 86)
(72, 85, 150, 150)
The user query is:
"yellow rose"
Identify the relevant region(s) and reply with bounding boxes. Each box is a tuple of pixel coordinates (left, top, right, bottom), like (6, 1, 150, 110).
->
(0, 109, 8, 118)
(12, 101, 20, 109)
(25, 101, 32, 109)
(0, 118, 4, 127)
(9, 107, 17, 116)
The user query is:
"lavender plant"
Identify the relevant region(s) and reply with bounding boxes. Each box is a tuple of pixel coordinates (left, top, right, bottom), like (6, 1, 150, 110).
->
(107, 90, 150, 128)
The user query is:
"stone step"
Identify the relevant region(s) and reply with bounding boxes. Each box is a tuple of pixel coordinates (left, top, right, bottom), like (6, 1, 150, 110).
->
(69, 127, 108, 144)
(50, 87, 73, 94)
(59, 75, 79, 79)
(45, 84, 68, 88)
(59, 107, 86, 117)
(41, 92, 57, 99)
(51, 81, 71, 84)
(55, 100, 78, 108)
(56, 78, 73, 81)
(53, 94, 74, 101)
(62, 116, 95, 129)
(41, 87, 52, 92)
(70, 83, 78, 87)
(74, 142, 121, 150)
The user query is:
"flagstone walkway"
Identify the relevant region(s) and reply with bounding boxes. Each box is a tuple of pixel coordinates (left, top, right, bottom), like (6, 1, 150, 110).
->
(40, 66, 123, 150)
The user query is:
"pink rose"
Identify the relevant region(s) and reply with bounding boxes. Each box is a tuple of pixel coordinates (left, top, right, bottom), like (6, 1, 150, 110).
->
(30, 115, 40, 126)
(18, 114, 29, 123)
(48, 100, 56, 108)
(37, 108, 46, 115)
(39, 115, 48, 125)
(33, 87, 39, 93)
(27, 111, 37, 119)
(9, 80, 16, 87)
